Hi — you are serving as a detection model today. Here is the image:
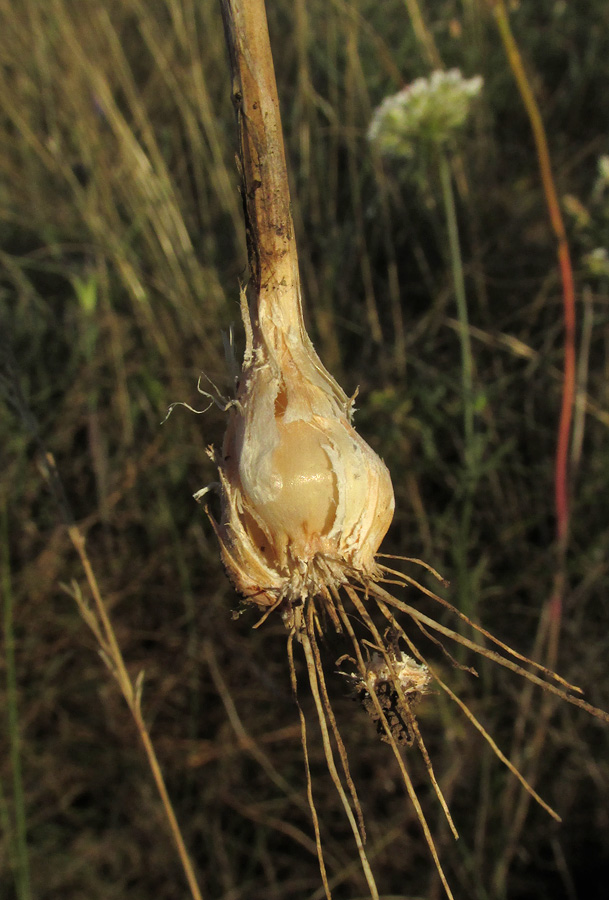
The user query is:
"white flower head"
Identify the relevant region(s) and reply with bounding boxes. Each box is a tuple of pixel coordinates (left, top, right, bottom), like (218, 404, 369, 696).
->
(368, 68, 483, 159)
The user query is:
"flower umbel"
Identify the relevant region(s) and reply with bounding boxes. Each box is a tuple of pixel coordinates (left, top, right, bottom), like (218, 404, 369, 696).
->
(367, 68, 483, 159)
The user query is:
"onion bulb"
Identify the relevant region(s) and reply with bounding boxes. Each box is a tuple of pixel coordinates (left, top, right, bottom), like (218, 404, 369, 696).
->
(206, 284, 395, 620)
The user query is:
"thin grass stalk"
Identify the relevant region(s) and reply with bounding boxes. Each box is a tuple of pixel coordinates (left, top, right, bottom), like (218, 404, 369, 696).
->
(0, 775, 15, 872)
(1, 502, 32, 900)
(571, 286, 594, 479)
(68, 526, 204, 900)
(499, 601, 554, 832)
(343, 27, 384, 348)
(437, 148, 479, 623)
(438, 151, 475, 465)
(203, 638, 313, 816)
(490, 3, 579, 875)
(492, 693, 560, 894)
(401, 0, 442, 69)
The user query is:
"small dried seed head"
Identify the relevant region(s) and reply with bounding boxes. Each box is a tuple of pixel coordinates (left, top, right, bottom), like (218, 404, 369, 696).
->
(207, 287, 395, 616)
(365, 651, 431, 698)
(341, 650, 431, 747)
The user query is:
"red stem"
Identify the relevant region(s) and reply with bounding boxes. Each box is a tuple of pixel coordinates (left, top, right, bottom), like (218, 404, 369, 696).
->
(555, 241, 576, 550)
(493, 1, 576, 607)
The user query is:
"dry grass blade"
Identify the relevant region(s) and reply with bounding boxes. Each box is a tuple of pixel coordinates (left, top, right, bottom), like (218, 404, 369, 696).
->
(67, 526, 204, 900)
(203, 639, 312, 816)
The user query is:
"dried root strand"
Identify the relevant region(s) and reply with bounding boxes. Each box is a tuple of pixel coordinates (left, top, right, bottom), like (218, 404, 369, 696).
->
(344, 586, 458, 842)
(298, 605, 380, 900)
(373, 596, 562, 823)
(371, 582, 609, 725)
(336, 588, 456, 900)
(378, 561, 582, 694)
(287, 627, 331, 900)
(377, 552, 449, 585)
(305, 599, 366, 842)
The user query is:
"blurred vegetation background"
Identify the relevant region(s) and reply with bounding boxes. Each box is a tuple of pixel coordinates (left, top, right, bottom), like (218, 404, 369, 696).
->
(1, 1, 609, 898)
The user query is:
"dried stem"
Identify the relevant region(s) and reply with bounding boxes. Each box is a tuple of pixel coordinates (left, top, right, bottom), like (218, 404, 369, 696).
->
(68, 526, 204, 900)
(219, 0, 303, 335)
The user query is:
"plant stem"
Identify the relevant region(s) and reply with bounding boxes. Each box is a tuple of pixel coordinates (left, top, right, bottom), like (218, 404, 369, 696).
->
(438, 150, 477, 615)
(402, 0, 442, 69)
(438, 150, 475, 461)
(1, 502, 32, 900)
(68, 526, 204, 900)
(490, 7, 577, 877)
(492, 0, 576, 611)
(220, 0, 304, 339)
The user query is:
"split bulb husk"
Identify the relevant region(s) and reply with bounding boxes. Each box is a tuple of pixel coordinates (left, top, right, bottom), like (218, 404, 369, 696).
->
(207, 285, 395, 616)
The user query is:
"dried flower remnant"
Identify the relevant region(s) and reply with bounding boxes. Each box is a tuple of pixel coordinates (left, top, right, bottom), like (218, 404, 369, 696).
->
(366, 649, 431, 704)
(367, 68, 483, 158)
(341, 648, 432, 747)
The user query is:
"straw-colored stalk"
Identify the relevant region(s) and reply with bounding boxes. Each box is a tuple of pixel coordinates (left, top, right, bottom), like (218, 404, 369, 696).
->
(206, 2, 609, 899)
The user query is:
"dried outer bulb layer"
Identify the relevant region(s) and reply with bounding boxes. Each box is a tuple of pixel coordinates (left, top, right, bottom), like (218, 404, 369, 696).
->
(206, 284, 395, 617)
